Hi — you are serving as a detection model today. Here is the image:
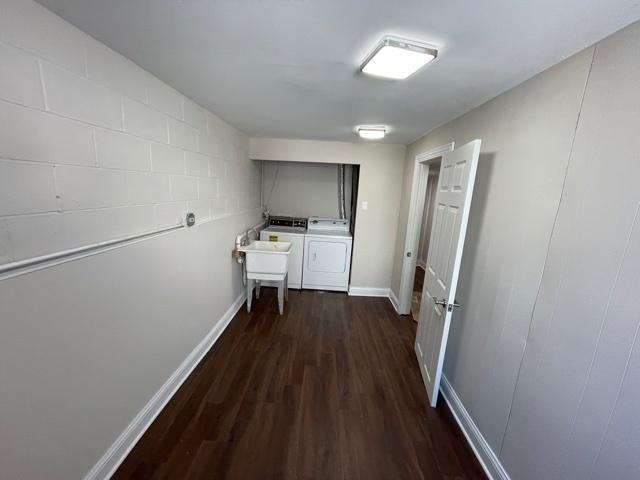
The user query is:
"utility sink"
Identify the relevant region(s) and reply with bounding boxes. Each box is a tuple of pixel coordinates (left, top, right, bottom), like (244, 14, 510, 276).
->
(239, 241, 292, 315)
(238, 241, 292, 275)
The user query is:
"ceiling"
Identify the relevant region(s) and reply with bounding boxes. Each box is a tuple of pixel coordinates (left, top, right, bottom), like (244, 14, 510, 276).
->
(37, 0, 640, 144)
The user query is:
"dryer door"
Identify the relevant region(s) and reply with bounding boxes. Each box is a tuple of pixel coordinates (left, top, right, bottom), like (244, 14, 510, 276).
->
(307, 240, 347, 272)
(303, 236, 352, 291)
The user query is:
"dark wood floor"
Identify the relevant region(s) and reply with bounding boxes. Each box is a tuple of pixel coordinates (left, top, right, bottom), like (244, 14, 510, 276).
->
(114, 289, 485, 480)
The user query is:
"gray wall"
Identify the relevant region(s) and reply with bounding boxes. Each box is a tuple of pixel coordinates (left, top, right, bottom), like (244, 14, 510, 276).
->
(392, 21, 640, 480)
(0, 211, 260, 479)
(261, 160, 352, 218)
(0, 0, 259, 263)
(0, 1, 261, 478)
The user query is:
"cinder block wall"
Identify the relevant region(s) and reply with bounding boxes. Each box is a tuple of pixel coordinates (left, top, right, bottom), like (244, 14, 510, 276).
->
(0, 0, 260, 264)
(0, 1, 262, 478)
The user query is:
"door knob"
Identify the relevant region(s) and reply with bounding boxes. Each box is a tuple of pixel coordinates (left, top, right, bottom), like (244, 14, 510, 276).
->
(434, 298, 461, 312)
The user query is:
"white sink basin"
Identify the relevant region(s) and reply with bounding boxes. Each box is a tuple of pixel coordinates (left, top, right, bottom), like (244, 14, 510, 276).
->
(238, 241, 292, 275)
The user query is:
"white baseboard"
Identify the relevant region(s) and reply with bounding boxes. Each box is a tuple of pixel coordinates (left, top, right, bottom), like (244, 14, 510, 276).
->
(347, 286, 404, 316)
(389, 288, 401, 313)
(440, 376, 511, 480)
(84, 292, 247, 480)
(348, 286, 390, 297)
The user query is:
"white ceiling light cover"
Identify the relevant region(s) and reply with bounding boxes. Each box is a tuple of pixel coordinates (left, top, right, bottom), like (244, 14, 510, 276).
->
(361, 36, 438, 80)
(357, 126, 387, 140)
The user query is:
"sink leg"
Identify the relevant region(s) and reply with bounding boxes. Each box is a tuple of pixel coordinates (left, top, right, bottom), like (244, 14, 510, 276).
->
(246, 278, 254, 313)
(277, 280, 284, 315)
(255, 280, 261, 299)
(284, 274, 289, 302)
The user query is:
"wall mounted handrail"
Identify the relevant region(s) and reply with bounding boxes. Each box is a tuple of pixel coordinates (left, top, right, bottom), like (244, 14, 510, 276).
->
(0, 223, 185, 279)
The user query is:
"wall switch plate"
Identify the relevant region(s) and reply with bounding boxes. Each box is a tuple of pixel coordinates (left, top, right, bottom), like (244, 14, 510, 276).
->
(362, 201, 368, 211)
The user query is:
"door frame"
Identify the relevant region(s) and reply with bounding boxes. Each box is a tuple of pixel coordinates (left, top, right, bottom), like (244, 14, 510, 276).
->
(397, 142, 455, 315)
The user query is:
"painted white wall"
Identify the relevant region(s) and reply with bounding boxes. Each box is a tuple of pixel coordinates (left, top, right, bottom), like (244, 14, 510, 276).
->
(0, 1, 261, 478)
(0, 0, 260, 264)
(501, 23, 640, 480)
(392, 20, 640, 480)
(261, 160, 352, 218)
(251, 139, 406, 290)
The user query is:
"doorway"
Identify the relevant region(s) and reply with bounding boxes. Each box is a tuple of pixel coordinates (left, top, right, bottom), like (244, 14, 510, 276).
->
(397, 143, 455, 315)
(413, 140, 482, 406)
(411, 164, 440, 321)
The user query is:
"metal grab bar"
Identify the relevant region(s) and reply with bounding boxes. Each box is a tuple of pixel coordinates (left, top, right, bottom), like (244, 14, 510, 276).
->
(0, 222, 185, 278)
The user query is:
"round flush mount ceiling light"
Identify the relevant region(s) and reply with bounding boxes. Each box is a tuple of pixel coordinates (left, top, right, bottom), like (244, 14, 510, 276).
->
(361, 36, 438, 80)
(357, 126, 387, 140)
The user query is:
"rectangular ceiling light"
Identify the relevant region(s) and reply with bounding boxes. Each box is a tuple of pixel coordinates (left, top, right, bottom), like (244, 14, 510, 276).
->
(361, 36, 438, 80)
(357, 126, 386, 140)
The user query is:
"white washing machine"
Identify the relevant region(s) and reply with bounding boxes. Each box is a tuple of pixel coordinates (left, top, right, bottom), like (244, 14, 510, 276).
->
(260, 220, 306, 289)
(303, 217, 353, 292)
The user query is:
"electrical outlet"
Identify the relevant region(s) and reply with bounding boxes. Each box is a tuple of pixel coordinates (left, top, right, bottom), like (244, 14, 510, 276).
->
(362, 201, 368, 211)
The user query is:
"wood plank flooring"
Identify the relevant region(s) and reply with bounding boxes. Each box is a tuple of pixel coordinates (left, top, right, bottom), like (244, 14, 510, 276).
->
(114, 289, 485, 480)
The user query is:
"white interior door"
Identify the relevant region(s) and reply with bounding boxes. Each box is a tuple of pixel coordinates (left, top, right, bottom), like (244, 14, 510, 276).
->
(415, 139, 481, 407)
